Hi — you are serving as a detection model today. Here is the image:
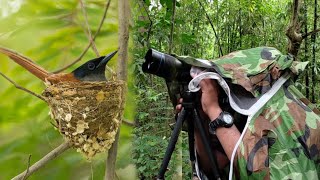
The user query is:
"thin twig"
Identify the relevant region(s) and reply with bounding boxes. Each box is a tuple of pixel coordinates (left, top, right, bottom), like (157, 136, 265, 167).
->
(80, 0, 100, 57)
(198, 0, 223, 56)
(122, 119, 135, 127)
(168, 0, 177, 54)
(12, 141, 71, 180)
(22, 155, 32, 180)
(138, 0, 153, 47)
(142, 1, 153, 46)
(49, 121, 58, 129)
(90, 162, 94, 180)
(52, 0, 112, 73)
(302, 28, 320, 38)
(0, 72, 46, 101)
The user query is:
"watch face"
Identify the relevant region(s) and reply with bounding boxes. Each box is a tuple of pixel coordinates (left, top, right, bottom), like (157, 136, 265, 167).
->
(223, 113, 233, 124)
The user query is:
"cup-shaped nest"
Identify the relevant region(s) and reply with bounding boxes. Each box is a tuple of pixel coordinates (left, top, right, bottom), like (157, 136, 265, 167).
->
(42, 80, 125, 159)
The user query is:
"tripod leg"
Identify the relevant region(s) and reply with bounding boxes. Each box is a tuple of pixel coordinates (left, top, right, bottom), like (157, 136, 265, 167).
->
(193, 108, 221, 180)
(187, 115, 197, 177)
(157, 108, 187, 180)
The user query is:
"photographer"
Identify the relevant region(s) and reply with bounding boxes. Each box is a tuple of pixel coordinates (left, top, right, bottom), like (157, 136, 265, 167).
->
(144, 47, 320, 179)
(178, 67, 320, 180)
(176, 57, 320, 179)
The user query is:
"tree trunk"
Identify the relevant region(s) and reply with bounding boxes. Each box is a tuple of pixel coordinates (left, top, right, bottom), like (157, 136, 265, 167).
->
(169, 0, 176, 54)
(215, 0, 219, 57)
(304, 0, 310, 99)
(227, 22, 230, 53)
(263, 18, 266, 45)
(311, 0, 318, 103)
(105, 0, 130, 179)
(286, 0, 303, 57)
(239, 5, 242, 48)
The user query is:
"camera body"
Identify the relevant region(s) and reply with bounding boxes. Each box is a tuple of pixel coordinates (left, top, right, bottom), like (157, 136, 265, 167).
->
(142, 49, 192, 107)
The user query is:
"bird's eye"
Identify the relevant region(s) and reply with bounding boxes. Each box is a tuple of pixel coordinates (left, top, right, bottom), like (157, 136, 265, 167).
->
(88, 62, 95, 70)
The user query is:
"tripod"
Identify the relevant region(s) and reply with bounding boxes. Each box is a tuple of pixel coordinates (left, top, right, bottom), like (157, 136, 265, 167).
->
(157, 91, 221, 180)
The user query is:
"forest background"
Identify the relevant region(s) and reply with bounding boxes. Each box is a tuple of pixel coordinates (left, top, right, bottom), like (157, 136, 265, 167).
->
(132, 0, 319, 179)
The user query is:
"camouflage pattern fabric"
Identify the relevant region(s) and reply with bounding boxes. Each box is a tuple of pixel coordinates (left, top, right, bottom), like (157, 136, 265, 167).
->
(236, 82, 320, 179)
(177, 47, 320, 179)
(176, 47, 308, 97)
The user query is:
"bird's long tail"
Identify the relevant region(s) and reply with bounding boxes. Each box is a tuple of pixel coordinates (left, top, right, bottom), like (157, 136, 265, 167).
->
(0, 47, 49, 81)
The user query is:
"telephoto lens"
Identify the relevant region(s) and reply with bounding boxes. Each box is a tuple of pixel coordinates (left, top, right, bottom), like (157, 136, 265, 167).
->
(142, 49, 183, 81)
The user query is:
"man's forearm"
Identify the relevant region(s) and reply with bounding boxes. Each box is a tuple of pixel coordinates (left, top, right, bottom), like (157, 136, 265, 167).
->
(207, 106, 241, 160)
(215, 125, 240, 160)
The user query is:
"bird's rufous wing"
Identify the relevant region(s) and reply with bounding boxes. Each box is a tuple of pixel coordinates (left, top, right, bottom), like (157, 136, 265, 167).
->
(46, 73, 80, 84)
(0, 47, 49, 81)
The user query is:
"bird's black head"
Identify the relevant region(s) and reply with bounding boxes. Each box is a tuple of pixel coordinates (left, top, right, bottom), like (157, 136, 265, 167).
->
(73, 51, 117, 81)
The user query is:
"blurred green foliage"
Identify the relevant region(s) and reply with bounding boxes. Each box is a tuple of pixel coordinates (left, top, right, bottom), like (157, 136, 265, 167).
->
(0, 0, 135, 179)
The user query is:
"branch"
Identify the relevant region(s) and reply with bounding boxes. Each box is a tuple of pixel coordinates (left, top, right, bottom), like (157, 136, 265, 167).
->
(198, 0, 223, 57)
(302, 28, 320, 39)
(286, 0, 303, 57)
(12, 142, 72, 180)
(0, 72, 45, 101)
(198, 0, 223, 56)
(105, 0, 130, 178)
(52, 0, 111, 73)
(138, 0, 153, 47)
(22, 155, 32, 180)
(80, 0, 100, 57)
(122, 119, 135, 127)
(50, 121, 58, 129)
(292, 0, 300, 26)
(168, 0, 177, 54)
(90, 162, 94, 180)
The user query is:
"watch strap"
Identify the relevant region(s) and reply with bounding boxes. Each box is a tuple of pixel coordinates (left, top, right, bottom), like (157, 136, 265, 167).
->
(208, 111, 233, 135)
(208, 112, 224, 135)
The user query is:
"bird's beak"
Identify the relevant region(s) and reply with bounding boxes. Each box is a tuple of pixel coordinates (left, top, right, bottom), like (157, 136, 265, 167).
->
(97, 50, 118, 68)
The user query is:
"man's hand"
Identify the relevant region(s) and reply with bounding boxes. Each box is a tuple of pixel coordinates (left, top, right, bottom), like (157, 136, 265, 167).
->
(190, 71, 222, 119)
(175, 73, 222, 119)
(190, 69, 240, 161)
(197, 79, 222, 119)
(175, 98, 183, 113)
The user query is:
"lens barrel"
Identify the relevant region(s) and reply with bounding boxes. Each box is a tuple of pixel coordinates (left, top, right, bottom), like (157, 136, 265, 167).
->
(142, 49, 183, 81)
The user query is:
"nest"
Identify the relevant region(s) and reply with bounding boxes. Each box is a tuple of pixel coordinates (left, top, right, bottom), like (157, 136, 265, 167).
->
(42, 80, 125, 159)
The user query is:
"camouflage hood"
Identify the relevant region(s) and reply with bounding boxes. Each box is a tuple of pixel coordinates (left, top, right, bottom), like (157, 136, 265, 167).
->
(175, 47, 308, 97)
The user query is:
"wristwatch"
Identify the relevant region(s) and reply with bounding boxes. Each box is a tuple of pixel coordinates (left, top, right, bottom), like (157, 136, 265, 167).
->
(209, 111, 234, 135)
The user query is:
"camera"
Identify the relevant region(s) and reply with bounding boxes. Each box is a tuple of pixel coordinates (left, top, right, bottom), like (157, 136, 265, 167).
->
(142, 49, 193, 107)
(142, 49, 191, 82)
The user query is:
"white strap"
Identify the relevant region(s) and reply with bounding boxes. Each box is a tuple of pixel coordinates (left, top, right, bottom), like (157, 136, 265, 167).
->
(188, 72, 252, 115)
(228, 73, 289, 180)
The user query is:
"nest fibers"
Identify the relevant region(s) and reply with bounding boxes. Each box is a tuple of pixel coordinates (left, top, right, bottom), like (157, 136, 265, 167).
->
(43, 80, 125, 159)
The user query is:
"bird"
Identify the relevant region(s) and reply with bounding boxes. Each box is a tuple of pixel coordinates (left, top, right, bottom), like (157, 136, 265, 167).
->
(0, 47, 117, 84)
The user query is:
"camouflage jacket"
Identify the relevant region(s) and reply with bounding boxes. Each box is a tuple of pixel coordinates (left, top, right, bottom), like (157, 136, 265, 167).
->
(177, 47, 320, 179)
